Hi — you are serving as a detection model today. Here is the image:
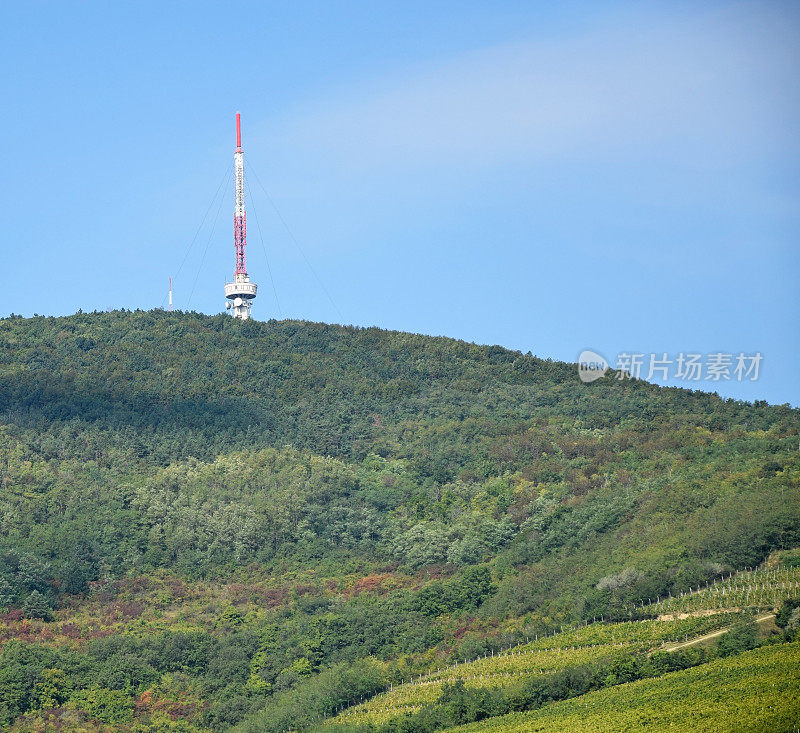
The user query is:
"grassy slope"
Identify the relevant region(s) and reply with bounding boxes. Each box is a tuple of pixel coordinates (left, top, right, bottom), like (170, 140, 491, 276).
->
(446, 641, 800, 733)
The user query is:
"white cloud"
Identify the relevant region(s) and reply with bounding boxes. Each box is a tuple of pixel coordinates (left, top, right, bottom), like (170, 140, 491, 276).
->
(267, 2, 798, 173)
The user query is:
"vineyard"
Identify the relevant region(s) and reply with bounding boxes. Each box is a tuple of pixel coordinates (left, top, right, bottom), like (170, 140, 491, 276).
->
(647, 565, 800, 615)
(320, 564, 800, 729)
(446, 641, 800, 733)
(323, 613, 742, 726)
(326, 646, 615, 725)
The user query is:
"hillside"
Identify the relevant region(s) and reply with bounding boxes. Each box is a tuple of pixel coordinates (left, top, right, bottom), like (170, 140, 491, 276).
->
(445, 641, 800, 733)
(322, 613, 745, 727)
(317, 565, 800, 730)
(0, 310, 798, 731)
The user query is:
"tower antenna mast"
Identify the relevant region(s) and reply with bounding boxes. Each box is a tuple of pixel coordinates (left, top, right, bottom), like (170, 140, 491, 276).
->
(224, 112, 257, 319)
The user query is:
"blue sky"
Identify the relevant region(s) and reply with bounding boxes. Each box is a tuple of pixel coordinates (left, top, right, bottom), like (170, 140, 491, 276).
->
(1, 1, 798, 405)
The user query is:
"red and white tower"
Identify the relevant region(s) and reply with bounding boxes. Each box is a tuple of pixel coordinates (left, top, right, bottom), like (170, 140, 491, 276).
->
(225, 112, 257, 319)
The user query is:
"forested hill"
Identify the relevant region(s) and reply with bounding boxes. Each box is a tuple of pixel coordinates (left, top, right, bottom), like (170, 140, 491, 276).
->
(0, 309, 792, 464)
(0, 308, 797, 584)
(0, 310, 797, 729)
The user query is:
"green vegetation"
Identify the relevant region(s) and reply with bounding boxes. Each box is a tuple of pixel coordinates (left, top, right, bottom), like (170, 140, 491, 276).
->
(445, 641, 800, 733)
(317, 612, 749, 728)
(0, 310, 797, 730)
(321, 647, 713, 732)
(716, 617, 759, 658)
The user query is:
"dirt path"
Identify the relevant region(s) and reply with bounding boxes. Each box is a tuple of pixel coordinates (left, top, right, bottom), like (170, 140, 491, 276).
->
(663, 613, 775, 651)
(658, 608, 742, 621)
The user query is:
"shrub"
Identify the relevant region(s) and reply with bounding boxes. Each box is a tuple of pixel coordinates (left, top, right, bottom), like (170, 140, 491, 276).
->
(717, 617, 759, 657)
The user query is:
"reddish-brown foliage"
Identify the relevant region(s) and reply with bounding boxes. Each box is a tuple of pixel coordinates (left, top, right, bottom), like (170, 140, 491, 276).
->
(348, 573, 394, 597)
(260, 587, 289, 607)
(115, 600, 144, 620)
(59, 622, 83, 639)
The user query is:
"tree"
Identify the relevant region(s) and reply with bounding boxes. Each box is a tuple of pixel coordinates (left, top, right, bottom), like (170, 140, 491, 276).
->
(22, 591, 52, 621)
(33, 668, 70, 708)
(775, 598, 800, 629)
(67, 688, 133, 724)
(717, 617, 758, 657)
(459, 566, 495, 609)
(0, 580, 14, 610)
